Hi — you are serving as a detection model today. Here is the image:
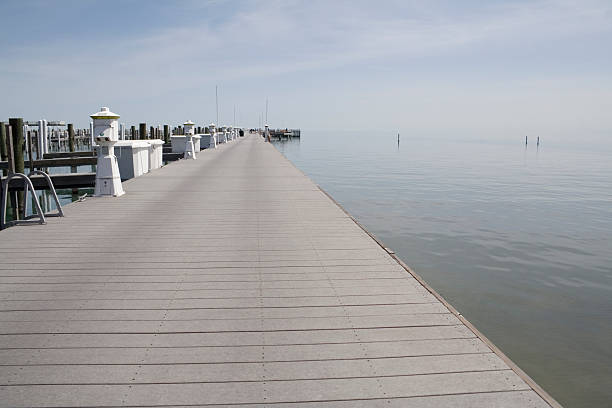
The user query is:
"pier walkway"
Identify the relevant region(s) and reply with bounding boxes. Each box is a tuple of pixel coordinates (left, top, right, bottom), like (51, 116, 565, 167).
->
(0, 135, 557, 407)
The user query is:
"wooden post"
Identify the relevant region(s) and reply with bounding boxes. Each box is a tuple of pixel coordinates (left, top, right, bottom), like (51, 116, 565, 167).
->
(130, 125, 136, 140)
(32, 130, 40, 160)
(150, 126, 154, 140)
(6, 126, 14, 173)
(27, 131, 34, 173)
(68, 124, 75, 152)
(163, 125, 169, 144)
(0, 122, 7, 177)
(5, 125, 18, 219)
(139, 123, 146, 140)
(8, 118, 24, 217)
(67, 124, 78, 195)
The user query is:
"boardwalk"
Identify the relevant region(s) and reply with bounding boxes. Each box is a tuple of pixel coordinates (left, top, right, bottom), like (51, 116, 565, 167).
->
(0, 135, 558, 407)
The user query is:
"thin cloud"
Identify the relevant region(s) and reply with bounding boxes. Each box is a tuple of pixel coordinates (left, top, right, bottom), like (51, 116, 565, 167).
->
(1, 0, 610, 130)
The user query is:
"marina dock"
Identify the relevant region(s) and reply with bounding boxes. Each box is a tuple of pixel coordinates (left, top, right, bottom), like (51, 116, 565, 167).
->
(0, 134, 559, 407)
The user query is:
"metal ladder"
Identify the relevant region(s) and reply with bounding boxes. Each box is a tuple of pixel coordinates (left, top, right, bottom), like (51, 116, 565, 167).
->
(1, 170, 64, 229)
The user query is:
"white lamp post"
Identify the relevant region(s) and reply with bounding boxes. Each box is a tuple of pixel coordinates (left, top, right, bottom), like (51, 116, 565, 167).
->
(91, 107, 124, 197)
(183, 120, 196, 160)
(264, 124, 270, 142)
(209, 122, 217, 149)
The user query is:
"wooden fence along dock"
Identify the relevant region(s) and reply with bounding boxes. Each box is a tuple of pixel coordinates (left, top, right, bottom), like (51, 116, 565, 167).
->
(0, 134, 559, 407)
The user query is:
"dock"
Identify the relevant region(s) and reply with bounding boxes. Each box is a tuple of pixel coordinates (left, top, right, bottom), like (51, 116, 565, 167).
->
(0, 134, 558, 407)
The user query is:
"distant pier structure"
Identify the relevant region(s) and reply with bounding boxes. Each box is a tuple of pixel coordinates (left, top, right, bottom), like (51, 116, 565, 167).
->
(269, 128, 300, 139)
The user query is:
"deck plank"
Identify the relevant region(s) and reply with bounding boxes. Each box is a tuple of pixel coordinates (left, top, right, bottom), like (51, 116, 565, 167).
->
(0, 135, 554, 407)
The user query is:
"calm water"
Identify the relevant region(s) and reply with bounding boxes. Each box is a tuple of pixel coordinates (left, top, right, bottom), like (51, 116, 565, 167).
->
(273, 132, 612, 408)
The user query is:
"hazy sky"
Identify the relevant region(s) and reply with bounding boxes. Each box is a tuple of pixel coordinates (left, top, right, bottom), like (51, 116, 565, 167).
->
(1, 0, 611, 138)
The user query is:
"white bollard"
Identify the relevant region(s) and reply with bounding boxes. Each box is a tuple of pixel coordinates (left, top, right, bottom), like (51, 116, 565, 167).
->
(91, 107, 124, 197)
(183, 120, 196, 160)
(218, 126, 227, 144)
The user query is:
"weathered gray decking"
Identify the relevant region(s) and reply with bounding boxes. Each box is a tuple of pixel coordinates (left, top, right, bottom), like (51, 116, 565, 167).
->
(0, 135, 557, 407)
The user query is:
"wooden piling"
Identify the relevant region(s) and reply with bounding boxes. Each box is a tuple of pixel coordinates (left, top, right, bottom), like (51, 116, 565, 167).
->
(26, 131, 34, 173)
(130, 125, 136, 140)
(139, 123, 147, 140)
(0, 122, 7, 176)
(5, 125, 17, 219)
(68, 124, 75, 152)
(66, 123, 79, 193)
(8, 118, 25, 216)
(163, 125, 169, 143)
(32, 130, 40, 160)
(150, 126, 154, 140)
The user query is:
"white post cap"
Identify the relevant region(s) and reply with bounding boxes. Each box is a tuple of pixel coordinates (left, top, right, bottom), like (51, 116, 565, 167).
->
(91, 107, 120, 119)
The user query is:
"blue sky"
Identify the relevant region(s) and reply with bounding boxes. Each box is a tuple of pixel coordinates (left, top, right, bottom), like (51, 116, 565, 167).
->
(1, 0, 611, 139)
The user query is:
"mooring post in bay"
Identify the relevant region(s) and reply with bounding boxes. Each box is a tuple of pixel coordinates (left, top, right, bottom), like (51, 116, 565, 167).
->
(150, 126, 154, 140)
(5, 125, 19, 219)
(139, 123, 147, 140)
(525, 135, 528, 145)
(68, 123, 75, 152)
(183, 120, 196, 160)
(537, 136, 540, 147)
(163, 124, 170, 144)
(0, 122, 13, 216)
(91, 107, 124, 197)
(119, 123, 125, 140)
(0, 122, 7, 176)
(67, 123, 78, 194)
(26, 131, 34, 173)
(8, 118, 25, 216)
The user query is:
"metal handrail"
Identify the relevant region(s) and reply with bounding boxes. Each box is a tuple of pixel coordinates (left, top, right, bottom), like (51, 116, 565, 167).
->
(27, 170, 64, 218)
(1, 173, 46, 229)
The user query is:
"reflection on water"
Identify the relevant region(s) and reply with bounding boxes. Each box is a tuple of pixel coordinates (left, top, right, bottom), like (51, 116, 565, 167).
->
(273, 132, 612, 407)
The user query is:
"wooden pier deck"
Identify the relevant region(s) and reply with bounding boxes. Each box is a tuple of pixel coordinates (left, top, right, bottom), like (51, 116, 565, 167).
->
(0, 135, 558, 407)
